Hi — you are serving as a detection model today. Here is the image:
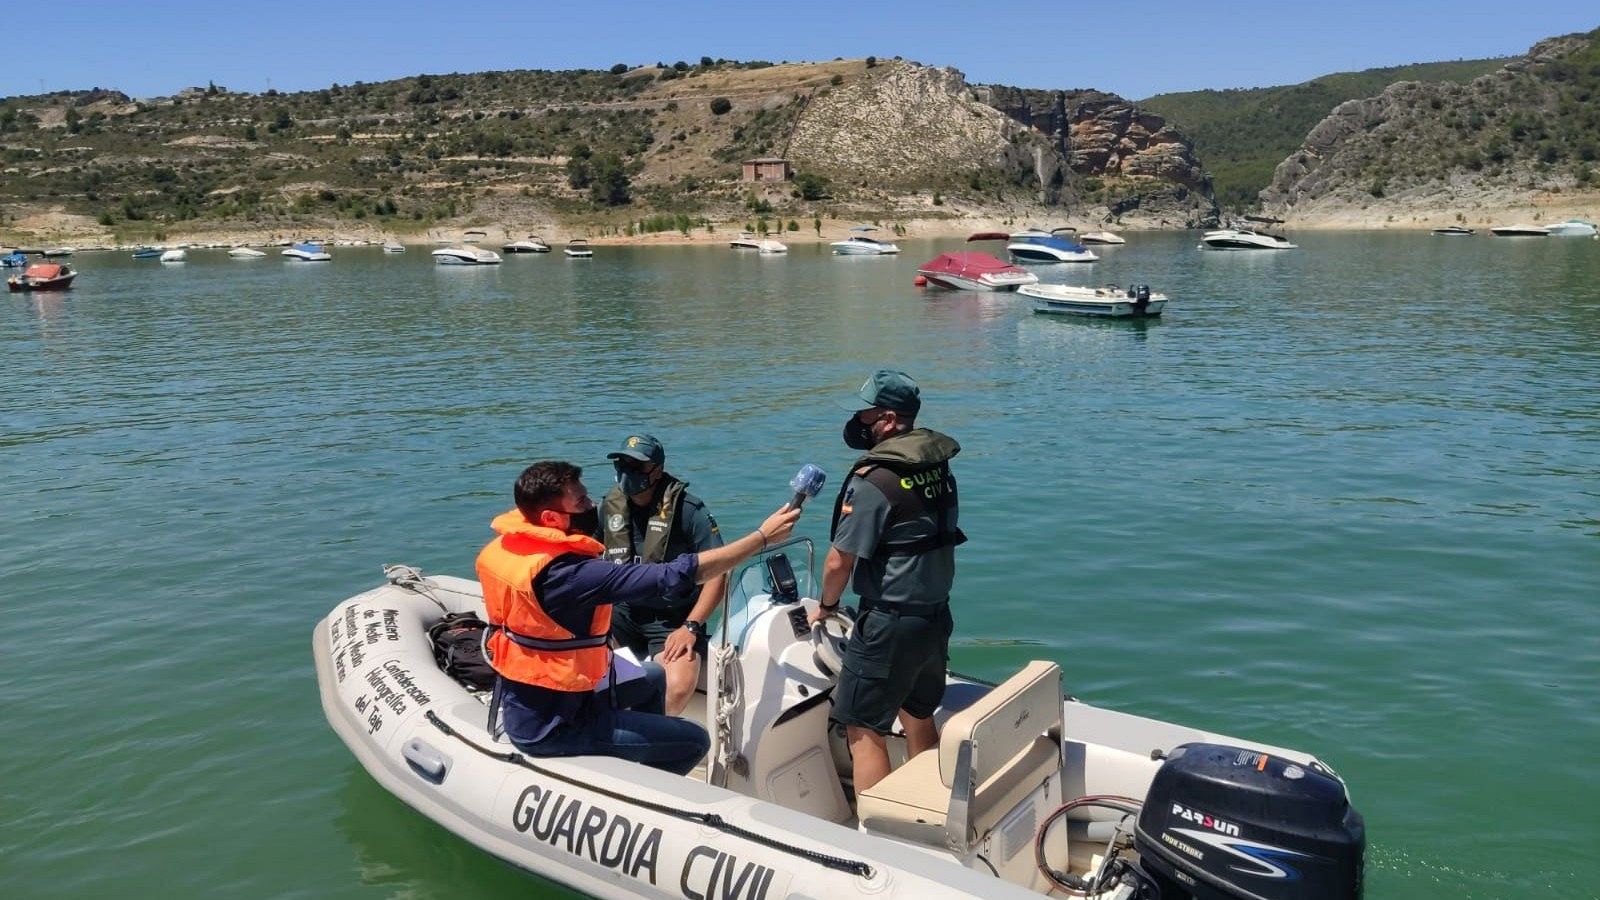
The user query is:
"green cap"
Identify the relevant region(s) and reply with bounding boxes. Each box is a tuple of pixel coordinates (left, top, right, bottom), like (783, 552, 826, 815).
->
(857, 369, 921, 415)
(606, 433, 665, 465)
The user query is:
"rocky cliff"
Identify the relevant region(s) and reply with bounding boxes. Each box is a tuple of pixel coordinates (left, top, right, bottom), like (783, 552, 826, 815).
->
(787, 64, 1072, 203)
(977, 86, 1216, 226)
(1260, 30, 1600, 223)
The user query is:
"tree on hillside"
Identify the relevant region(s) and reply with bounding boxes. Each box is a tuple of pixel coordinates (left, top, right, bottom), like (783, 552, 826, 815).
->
(566, 143, 593, 188)
(710, 97, 732, 115)
(610, 63, 629, 75)
(589, 153, 631, 206)
(794, 171, 829, 200)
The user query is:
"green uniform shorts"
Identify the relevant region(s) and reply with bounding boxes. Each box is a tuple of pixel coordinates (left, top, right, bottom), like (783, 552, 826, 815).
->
(830, 603, 953, 735)
(611, 601, 707, 661)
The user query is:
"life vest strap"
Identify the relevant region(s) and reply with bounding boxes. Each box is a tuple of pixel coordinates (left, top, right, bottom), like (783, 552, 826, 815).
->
(494, 625, 610, 651)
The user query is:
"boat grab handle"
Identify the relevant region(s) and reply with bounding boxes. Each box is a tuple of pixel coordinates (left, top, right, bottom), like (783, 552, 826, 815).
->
(403, 738, 451, 783)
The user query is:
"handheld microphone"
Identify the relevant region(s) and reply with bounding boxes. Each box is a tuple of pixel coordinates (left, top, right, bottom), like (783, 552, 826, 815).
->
(789, 464, 826, 510)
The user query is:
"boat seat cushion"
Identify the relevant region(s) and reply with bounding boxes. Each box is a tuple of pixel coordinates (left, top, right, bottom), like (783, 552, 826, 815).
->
(858, 661, 1063, 846)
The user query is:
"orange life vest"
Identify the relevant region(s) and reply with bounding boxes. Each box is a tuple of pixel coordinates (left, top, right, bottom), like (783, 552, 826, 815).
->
(475, 510, 611, 691)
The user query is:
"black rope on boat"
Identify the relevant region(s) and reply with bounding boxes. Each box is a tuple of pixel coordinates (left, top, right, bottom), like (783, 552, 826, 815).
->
(425, 710, 875, 879)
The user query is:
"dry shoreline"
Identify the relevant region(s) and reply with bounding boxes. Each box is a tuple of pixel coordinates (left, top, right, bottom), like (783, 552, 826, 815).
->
(5, 199, 1599, 250)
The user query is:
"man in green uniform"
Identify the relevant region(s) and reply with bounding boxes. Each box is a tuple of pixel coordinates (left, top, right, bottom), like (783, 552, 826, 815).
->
(601, 434, 727, 717)
(810, 370, 964, 793)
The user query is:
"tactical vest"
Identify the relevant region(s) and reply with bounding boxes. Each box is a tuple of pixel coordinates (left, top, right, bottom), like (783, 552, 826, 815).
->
(600, 477, 688, 564)
(474, 510, 611, 691)
(830, 456, 966, 560)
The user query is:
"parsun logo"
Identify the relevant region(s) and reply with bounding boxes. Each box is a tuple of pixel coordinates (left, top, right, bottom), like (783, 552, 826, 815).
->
(1171, 803, 1240, 837)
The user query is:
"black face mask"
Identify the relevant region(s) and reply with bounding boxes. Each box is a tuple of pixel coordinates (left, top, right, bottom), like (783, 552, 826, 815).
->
(615, 463, 652, 497)
(843, 416, 876, 450)
(565, 508, 600, 537)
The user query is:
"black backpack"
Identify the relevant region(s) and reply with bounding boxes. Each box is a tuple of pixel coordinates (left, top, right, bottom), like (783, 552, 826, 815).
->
(427, 612, 497, 692)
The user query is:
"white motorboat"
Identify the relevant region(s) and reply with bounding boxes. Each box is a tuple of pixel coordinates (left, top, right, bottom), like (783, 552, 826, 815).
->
(564, 239, 593, 258)
(1489, 224, 1549, 237)
(1022, 283, 1167, 318)
(229, 247, 267, 258)
(159, 249, 187, 263)
(1003, 233, 1099, 264)
(42, 247, 75, 257)
(462, 229, 488, 244)
(433, 246, 503, 265)
(758, 239, 787, 254)
(1544, 219, 1597, 237)
(1431, 226, 1475, 236)
(1078, 231, 1126, 245)
(831, 226, 900, 255)
(382, 240, 407, 253)
(1199, 228, 1297, 250)
(729, 232, 764, 250)
(315, 549, 1363, 900)
(503, 235, 551, 253)
(282, 242, 333, 261)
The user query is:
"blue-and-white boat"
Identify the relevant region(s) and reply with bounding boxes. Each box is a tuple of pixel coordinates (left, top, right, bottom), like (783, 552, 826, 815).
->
(1, 251, 28, 268)
(132, 246, 165, 259)
(282, 242, 333, 262)
(1006, 231, 1099, 264)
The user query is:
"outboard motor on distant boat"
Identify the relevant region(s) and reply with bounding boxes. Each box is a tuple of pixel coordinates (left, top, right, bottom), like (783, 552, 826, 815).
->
(1129, 284, 1152, 314)
(1132, 743, 1365, 899)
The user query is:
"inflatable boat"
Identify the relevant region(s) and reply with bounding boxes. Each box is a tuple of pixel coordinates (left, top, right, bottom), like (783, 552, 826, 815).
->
(314, 541, 1364, 899)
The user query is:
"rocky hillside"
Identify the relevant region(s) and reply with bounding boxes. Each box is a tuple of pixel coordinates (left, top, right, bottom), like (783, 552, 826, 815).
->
(0, 58, 1215, 244)
(1260, 29, 1600, 223)
(1142, 58, 1508, 210)
(977, 86, 1214, 226)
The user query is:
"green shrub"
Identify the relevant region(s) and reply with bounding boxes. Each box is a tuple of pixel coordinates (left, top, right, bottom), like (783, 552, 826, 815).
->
(710, 97, 732, 115)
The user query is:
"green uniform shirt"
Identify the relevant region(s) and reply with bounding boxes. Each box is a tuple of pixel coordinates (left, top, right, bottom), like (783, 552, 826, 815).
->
(831, 473, 956, 608)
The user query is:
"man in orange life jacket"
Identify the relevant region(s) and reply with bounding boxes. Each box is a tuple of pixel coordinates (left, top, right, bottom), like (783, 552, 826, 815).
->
(477, 460, 801, 774)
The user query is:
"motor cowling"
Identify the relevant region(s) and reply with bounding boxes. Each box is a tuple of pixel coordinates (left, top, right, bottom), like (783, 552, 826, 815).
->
(1133, 743, 1364, 899)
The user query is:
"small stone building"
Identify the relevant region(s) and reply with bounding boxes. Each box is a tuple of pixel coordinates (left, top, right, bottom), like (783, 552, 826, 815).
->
(741, 157, 792, 182)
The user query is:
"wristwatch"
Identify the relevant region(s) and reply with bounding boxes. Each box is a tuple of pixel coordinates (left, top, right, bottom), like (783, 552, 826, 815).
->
(683, 620, 708, 639)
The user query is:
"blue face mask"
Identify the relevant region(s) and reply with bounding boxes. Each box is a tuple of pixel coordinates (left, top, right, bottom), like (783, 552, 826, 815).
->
(615, 462, 652, 496)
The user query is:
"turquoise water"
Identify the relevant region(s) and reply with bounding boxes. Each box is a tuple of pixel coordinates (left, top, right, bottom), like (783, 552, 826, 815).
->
(3, 234, 1597, 898)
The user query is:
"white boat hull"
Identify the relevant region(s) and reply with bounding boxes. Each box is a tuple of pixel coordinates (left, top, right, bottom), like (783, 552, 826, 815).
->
(433, 247, 503, 265)
(918, 270, 1039, 292)
(1200, 229, 1296, 250)
(282, 249, 333, 261)
(1006, 243, 1099, 263)
(229, 248, 267, 258)
(504, 241, 550, 253)
(1544, 221, 1597, 237)
(831, 240, 900, 255)
(159, 249, 187, 263)
(315, 567, 1351, 900)
(1489, 224, 1549, 237)
(1021, 284, 1167, 317)
(1077, 232, 1125, 245)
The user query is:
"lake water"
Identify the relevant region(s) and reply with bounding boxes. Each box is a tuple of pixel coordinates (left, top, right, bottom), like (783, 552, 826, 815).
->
(3, 233, 1597, 899)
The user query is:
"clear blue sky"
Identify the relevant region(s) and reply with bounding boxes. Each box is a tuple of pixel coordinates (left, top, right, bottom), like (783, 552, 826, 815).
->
(6, 2, 1596, 101)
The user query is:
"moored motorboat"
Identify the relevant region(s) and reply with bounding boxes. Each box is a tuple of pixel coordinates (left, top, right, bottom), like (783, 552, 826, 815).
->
(132, 246, 165, 259)
(42, 247, 74, 257)
(757, 239, 787, 254)
(282, 242, 333, 261)
(382, 240, 407, 253)
(159, 249, 187, 263)
(8, 262, 76, 291)
(1077, 230, 1126, 245)
(1199, 228, 1297, 250)
(564, 239, 593, 258)
(503, 235, 550, 253)
(462, 229, 488, 244)
(2, 250, 27, 268)
(1431, 226, 1475, 236)
(1544, 219, 1597, 237)
(918, 251, 1039, 291)
(1005, 233, 1099, 264)
(729, 232, 764, 250)
(433, 246, 504, 265)
(315, 551, 1364, 900)
(831, 226, 900, 255)
(229, 247, 268, 258)
(1021, 283, 1167, 318)
(1489, 224, 1549, 237)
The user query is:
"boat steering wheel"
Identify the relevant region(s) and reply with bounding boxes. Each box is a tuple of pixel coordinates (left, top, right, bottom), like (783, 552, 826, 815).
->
(810, 603, 856, 680)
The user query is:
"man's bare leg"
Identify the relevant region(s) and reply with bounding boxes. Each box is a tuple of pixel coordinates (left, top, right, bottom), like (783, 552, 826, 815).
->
(657, 650, 700, 717)
(847, 725, 892, 793)
(899, 710, 939, 758)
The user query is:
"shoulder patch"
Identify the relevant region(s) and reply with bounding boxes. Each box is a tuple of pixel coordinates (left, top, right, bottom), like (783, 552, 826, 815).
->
(704, 513, 720, 535)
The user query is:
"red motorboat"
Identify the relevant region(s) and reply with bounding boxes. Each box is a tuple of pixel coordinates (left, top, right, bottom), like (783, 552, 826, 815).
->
(7, 262, 76, 292)
(916, 251, 1038, 292)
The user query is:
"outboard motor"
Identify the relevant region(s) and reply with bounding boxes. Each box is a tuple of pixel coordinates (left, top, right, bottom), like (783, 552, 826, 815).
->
(1133, 743, 1364, 899)
(1132, 284, 1152, 314)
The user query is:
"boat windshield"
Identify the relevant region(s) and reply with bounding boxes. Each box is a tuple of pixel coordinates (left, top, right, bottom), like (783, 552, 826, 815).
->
(717, 537, 816, 646)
